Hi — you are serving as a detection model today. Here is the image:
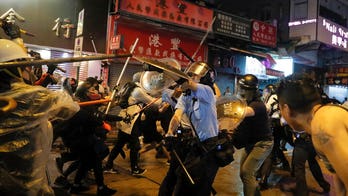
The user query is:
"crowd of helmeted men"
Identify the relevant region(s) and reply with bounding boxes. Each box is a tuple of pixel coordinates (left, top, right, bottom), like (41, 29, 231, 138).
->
(1, 21, 348, 196)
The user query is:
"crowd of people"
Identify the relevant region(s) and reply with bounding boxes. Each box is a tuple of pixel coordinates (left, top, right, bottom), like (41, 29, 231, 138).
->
(1, 21, 348, 196)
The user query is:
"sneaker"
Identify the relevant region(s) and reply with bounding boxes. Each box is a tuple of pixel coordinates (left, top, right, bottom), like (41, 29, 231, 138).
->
(97, 185, 117, 196)
(55, 157, 64, 174)
(54, 175, 71, 189)
(104, 168, 119, 174)
(68, 183, 90, 194)
(131, 168, 147, 176)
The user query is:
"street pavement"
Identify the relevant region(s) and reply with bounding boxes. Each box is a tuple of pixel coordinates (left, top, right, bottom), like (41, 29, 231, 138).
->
(48, 141, 336, 196)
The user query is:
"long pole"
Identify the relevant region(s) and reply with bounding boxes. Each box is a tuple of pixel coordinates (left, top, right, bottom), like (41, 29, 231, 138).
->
(191, 16, 216, 60)
(0, 53, 132, 68)
(105, 38, 139, 114)
(172, 150, 195, 185)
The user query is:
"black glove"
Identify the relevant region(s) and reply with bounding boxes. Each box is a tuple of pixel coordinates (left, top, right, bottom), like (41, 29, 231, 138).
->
(123, 114, 133, 124)
(93, 111, 123, 122)
(163, 136, 177, 151)
(105, 114, 123, 122)
(47, 64, 57, 75)
(143, 63, 163, 73)
(28, 50, 42, 60)
(175, 78, 188, 85)
(1, 20, 21, 39)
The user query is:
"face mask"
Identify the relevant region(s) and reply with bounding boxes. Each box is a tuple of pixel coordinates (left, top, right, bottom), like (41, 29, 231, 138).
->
(237, 86, 255, 102)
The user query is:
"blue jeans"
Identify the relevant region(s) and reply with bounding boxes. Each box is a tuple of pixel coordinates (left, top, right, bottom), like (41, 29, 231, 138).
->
(240, 140, 274, 196)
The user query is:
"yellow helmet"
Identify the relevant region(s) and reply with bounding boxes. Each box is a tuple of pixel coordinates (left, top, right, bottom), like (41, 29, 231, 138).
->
(0, 39, 30, 62)
(186, 61, 210, 77)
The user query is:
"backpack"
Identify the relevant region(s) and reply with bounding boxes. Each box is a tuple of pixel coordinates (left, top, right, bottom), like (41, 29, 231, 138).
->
(117, 81, 138, 109)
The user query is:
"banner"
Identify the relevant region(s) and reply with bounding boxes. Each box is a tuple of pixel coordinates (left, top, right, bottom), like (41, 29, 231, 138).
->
(115, 24, 206, 67)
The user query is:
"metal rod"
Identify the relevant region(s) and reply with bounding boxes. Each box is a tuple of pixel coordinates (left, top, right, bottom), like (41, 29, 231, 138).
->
(191, 16, 216, 60)
(132, 97, 160, 116)
(105, 38, 139, 114)
(172, 150, 195, 185)
(178, 47, 194, 63)
(0, 53, 132, 68)
(116, 38, 139, 86)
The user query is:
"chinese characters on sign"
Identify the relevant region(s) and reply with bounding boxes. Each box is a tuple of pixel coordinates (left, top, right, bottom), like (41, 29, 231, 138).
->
(0, 8, 25, 24)
(52, 17, 75, 38)
(114, 24, 205, 67)
(119, 0, 213, 31)
(213, 11, 251, 41)
(251, 20, 277, 48)
(317, 16, 348, 51)
(76, 9, 84, 37)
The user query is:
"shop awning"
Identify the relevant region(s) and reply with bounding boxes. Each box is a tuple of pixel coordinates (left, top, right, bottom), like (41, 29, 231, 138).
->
(229, 47, 277, 66)
(208, 43, 276, 66)
(291, 54, 316, 65)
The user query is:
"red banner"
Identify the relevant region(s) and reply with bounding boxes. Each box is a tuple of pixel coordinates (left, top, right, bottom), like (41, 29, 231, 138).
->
(119, 0, 213, 31)
(251, 20, 277, 48)
(111, 22, 206, 67)
(266, 68, 284, 77)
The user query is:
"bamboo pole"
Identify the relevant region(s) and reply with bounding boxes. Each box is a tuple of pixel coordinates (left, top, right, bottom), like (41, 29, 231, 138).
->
(0, 53, 132, 68)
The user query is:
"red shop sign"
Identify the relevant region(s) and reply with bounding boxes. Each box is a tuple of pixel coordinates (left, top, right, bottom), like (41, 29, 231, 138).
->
(119, 0, 213, 31)
(114, 24, 206, 67)
(266, 68, 284, 77)
(251, 20, 277, 48)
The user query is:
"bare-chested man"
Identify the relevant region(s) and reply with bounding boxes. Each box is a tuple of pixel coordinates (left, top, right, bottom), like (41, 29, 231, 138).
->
(276, 73, 348, 195)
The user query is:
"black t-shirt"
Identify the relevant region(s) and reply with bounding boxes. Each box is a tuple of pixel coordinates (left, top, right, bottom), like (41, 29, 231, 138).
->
(235, 100, 272, 145)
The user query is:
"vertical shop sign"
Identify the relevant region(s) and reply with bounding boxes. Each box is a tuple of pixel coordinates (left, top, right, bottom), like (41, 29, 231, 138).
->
(251, 20, 277, 48)
(76, 9, 84, 36)
(73, 36, 83, 66)
(119, 0, 213, 31)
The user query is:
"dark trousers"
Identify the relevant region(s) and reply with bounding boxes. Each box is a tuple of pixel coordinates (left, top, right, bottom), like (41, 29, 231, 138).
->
(173, 138, 219, 196)
(271, 119, 289, 165)
(292, 137, 330, 196)
(107, 130, 141, 170)
(73, 145, 104, 187)
(159, 136, 191, 196)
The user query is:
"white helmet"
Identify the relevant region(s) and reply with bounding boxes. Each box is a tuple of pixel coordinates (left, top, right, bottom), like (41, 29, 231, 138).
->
(158, 57, 181, 70)
(0, 39, 30, 62)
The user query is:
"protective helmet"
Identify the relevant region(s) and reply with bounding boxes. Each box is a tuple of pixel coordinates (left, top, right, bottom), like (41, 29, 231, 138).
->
(0, 39, 30, 62)
(262, 84, 276, 102)
(186, 61, 210, 78)
(132, 72, 142, 83)
(264, 84, 276, 94)
(237, 74, 259, 102)
(238, 74, 258, 90)
(159, 57, 181, 70)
